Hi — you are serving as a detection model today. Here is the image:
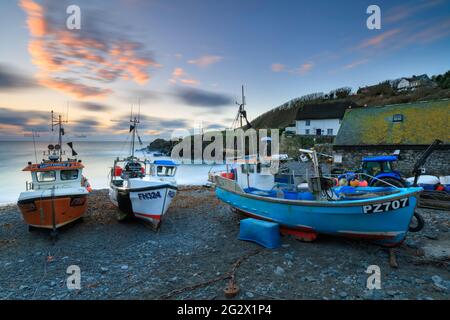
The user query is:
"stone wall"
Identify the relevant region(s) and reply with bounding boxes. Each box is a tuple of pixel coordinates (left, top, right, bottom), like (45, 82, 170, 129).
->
(332, 147, 450, 176)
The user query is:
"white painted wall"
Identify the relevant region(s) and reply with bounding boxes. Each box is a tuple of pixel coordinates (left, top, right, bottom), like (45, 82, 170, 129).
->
(397, 79, 411, 91)
(295, 118, 341, 136)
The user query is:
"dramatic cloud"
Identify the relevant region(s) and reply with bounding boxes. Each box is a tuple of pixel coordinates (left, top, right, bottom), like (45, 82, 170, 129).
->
(110, 114, 190, 135)
(174, 88, 233, 108)
(19, 0, 160, 99)
(0, 107, 50, 133)
(188, 55, 223, 67)
(0, 65, 37, 90)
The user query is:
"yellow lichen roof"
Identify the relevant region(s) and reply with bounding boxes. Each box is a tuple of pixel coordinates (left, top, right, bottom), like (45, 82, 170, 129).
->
(334, 100, 450, 146)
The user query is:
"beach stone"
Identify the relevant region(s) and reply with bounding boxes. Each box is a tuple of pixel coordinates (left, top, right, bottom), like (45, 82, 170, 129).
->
(386, 290, 397, 297)
(415, 279, 426, 285)
(431, 275, 448, 291)
(120, 265, 129, 270)
(100, 267, 109, 273)
(422, 240, 450, 261)
(339, 291, 348, 298)
(245, 292, 254, 298)
(274, 266, 285, 276)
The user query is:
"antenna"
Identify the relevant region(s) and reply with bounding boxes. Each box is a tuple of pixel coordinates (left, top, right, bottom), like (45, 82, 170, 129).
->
(32, 130, 38, 163)
(51, 110, 68, 161)
(138, 98, 141, 122)
(231, 85, 252, 129)
(66, 101, 69, 122)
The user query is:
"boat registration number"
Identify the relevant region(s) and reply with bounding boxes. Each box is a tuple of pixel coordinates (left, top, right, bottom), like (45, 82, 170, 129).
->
(363, 198, 409, 214)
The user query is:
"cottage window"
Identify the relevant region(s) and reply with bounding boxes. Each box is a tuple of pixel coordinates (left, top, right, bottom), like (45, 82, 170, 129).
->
(327, 129, 333, 135)
(305, 120, 310, 126)
(305, 129, 310, 135)
(392, 114, 403, 122)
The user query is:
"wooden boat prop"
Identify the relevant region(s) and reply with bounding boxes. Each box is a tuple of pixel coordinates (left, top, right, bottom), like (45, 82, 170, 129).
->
(211, 149, 424, 247)
(17, 111, 91, 236)
(108, 112, 178, 230)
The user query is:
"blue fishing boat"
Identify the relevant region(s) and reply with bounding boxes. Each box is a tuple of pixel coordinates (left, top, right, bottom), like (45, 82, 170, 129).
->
(211, 149, 424, 247)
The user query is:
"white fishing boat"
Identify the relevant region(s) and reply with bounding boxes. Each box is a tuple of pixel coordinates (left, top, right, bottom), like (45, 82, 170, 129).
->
(108, 112, 178, 229)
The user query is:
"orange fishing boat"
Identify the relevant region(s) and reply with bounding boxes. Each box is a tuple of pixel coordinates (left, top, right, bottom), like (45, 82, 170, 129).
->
(17, 111, 91, 237)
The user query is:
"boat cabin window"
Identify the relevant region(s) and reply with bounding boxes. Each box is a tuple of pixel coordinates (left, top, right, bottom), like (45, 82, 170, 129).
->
(125, 162, 143, 172)
(61, 169, 79, 181)
(36, 171, 56, 182)
(241, 164, 255, 174)
(156, 166, 176, 177)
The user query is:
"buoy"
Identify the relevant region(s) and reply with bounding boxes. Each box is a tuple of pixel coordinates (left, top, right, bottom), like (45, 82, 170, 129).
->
(338, 178, 347, 186)
(350, 179, 360, 187)
(333, 178, 339, 186)
(359, 180, 368, 187)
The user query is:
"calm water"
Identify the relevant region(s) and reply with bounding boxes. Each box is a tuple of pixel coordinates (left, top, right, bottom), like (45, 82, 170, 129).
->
(0, 141, 225, 205)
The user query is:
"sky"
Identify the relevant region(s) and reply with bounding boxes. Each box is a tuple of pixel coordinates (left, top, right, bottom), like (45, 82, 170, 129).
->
(0, 0, 449, 141)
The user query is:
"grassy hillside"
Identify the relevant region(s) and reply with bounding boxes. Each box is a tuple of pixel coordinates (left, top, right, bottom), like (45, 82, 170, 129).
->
(250, 74, 450, 129)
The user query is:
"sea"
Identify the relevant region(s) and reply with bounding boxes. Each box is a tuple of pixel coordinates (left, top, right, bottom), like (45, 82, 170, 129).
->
(0, 141, 226, 205)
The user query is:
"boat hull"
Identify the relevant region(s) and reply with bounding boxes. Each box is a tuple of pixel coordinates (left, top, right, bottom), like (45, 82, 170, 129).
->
(109, 183, 177, 228)
(215, 177, 422, 247)
(17, 193, 88, 229)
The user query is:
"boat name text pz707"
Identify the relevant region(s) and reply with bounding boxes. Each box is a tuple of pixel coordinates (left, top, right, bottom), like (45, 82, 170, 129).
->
(138, 191, 162, 200)
(363, 198, 409, 214)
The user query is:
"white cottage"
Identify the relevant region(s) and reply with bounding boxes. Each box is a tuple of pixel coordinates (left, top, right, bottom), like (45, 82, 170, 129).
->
(294, 101, 360, 136)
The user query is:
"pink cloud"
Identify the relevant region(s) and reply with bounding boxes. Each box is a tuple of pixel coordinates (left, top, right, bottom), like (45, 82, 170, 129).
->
(342, 59, 369, 70)
(180, 78, 199, 86)
(170, 67, 199, 86)
(290, 63, 314, 75)
(357, 29, 402, 50)
(385, 0, 444, 23)
(19, 0, 159, 99)
(271, 63, 286, 72)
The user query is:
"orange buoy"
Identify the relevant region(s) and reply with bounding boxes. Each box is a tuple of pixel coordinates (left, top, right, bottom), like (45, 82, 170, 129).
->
(350, 179, 360, 187)
(359, 180, 368, 187)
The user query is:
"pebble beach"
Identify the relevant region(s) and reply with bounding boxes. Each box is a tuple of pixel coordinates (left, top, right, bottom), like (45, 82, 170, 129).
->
(0, 187, 449, 300)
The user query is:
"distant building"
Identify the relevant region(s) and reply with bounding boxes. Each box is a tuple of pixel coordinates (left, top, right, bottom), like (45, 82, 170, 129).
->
(333, 100, 450, 175)
(396, 74, 436, 91)
(294, 101, 360, 136)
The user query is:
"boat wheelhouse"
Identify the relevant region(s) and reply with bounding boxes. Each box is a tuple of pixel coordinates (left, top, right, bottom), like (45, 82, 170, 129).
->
(17, 112, 90, 235)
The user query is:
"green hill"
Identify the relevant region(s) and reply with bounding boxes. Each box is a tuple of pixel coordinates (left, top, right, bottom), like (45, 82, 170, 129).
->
(250, 71, 450, 129)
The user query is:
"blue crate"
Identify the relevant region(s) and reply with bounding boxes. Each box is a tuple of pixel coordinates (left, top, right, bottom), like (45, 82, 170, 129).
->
(239, 218, 281, 249)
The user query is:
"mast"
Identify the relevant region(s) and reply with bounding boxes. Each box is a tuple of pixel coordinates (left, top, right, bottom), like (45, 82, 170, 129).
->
(51, 110, 66, 161)
(130, 103, 140, 158)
